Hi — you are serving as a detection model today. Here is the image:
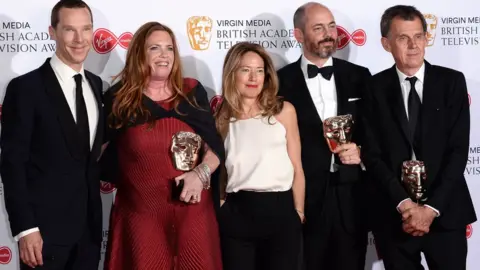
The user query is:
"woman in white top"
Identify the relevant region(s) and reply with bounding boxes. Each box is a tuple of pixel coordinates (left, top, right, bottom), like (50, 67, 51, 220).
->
(214, 42, 305, 270)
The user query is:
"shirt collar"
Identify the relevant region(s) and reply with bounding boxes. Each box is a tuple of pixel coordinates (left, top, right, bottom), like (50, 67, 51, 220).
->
(396, 62, 425, 84)
(300, 55, 333, 79)
(49, 53, 86, 83)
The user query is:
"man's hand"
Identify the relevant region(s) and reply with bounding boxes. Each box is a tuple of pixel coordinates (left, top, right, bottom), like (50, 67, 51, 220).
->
(19, 231, 43, 268)
(333, 143, 361, 165)
(402, 206, 437, 236)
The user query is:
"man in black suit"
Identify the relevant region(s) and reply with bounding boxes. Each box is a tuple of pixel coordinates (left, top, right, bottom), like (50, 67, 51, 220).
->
(277, 2, 371, 269)
(0, 1, 104, 269)
(362, 5, 477, 270)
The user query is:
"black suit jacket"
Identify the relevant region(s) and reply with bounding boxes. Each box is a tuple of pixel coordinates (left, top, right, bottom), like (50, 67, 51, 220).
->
(362, 61, 477, 230)
(0, 58, 104, 245)
(277, 57, 371, 233)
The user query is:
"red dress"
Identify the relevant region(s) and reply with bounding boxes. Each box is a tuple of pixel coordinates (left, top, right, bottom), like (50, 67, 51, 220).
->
(104, 99, 223, 270)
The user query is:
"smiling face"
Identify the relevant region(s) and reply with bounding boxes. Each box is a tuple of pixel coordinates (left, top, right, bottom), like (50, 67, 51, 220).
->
(234, 51, 265, 100)
(146, 30, 174, 80)
(49, 7, 93, 71)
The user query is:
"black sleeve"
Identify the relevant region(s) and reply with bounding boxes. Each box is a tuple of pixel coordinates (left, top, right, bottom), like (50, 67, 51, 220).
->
(0, 77, 37, 236)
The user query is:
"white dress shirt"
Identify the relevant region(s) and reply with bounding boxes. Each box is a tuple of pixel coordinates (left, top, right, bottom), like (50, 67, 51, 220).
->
(300, 55, 365, 172)
(14, 53, 99, 241)
(395, 63, 440, 217)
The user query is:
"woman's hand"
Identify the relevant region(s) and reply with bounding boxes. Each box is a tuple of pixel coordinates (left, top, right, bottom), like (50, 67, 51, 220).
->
(175, 171, 203, 204)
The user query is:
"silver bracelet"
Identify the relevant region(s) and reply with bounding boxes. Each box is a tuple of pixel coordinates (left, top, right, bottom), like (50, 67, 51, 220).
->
(193, 163, 211, 189)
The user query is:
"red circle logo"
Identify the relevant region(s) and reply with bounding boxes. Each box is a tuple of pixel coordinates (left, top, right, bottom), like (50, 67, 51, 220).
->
(93, 28, 133, 54)
(467, 224, 473, 239)
(336, 26, 367, 50)
(0, 246, 12, 264)
(209, 95, 223, 113)
(100, 181, 116, 194)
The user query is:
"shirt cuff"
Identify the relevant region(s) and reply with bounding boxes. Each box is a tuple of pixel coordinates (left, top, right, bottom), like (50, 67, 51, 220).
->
(14, 227, 39, 241)
(396, 198, 411, 213)
(424, 204, 441, 217)
(360, 162, 366, 171)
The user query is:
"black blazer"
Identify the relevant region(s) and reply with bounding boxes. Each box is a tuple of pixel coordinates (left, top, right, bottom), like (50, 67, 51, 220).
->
(362, 61, 477, 230)
(100, 78, 225, 213)
(0, 58, 104, 245)
(277, 57, 371, 232)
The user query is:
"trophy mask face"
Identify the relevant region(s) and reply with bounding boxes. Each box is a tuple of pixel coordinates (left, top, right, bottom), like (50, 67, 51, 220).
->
(171, 131, 202, 171)
(324, 114, 353, 151)
(402, 160, 427, 201)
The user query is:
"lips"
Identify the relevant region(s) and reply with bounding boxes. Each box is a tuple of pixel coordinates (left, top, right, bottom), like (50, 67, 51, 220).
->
(246, 84, 258, 88)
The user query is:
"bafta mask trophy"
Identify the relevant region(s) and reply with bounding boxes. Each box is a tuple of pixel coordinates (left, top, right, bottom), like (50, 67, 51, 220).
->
(401, 160, 427, 203)
(323, 114, 354, 152)
(171, 131, 203, 171)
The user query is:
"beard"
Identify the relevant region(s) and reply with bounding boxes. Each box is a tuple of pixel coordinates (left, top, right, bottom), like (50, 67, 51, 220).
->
(307, 36, 338, 59)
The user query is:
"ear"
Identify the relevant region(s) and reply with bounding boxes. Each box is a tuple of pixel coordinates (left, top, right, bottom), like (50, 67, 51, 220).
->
(294, 28, 304, 44)
(48, 26, 56, 41)
(381, 37, 391, 52)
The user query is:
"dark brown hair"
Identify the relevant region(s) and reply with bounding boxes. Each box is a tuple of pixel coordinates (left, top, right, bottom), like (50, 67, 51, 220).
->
(51, 0, 93, 28)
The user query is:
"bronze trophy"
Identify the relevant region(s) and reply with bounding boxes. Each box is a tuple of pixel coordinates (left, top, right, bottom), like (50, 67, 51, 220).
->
(401, 160, 427, 204)
(170, 131, 203, 171)
(323, 114, 354, 152)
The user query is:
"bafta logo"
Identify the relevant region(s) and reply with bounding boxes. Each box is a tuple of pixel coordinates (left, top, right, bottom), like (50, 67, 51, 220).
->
(424, 14, 438, 47)
(187, 16, 213, 50)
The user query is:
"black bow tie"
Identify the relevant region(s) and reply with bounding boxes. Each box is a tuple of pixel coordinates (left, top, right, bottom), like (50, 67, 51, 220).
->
(307, 64, 334, 80)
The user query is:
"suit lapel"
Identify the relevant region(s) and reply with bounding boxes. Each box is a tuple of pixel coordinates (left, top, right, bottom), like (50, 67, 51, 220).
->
(291, 57, 323, 125)
(85, 72, 103, 161)
(333, 58, 347, 116)
(420, 61, 437, 160)
(40, 59, 82, 159)
(387, 66, 411, 146)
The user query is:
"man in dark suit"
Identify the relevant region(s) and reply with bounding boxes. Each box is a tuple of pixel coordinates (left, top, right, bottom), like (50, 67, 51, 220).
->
(277, 2, 371, 269)
(0, 1, 104, 269)
(362, 5, 477, 270)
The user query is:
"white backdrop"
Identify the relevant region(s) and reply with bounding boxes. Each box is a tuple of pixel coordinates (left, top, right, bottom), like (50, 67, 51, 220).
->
(0, 0, 479, 269)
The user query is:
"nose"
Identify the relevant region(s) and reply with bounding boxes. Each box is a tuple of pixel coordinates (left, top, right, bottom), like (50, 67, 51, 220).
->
(248, 71, 257, 81)
(407, 38, 418, 49)
(73, 30, 83, 43)
(339, 129, 346, 143)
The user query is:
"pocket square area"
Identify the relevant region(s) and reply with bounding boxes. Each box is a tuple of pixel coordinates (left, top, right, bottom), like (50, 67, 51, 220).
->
(348, 98, 361, 101)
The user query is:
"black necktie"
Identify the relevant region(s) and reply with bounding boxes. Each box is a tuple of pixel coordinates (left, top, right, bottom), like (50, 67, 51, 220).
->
(307, 64, 334, 80)
(406, 76, 422, 159)
(73, 74, 90, 153)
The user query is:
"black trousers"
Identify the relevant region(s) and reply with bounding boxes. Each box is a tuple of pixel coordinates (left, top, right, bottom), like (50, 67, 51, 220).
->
(218, 189, 302, 270)
(303, 172, 367, 270)
(373, 224, 467, 270)
(20, 225, 100, 270)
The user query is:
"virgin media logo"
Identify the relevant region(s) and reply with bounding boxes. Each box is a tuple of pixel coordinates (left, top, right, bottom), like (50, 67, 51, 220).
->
(100, 181, 116, 194)
(336, 26, 367, 50)
(93, 28, 133, 54)
(0, 246, 12, 264)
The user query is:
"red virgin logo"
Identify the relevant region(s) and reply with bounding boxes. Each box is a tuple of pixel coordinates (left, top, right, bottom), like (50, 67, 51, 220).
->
(209, 95, 223, 113)
(336, 26, 367, 50)
(0, 246, 12, 264)
(93, 28, 133, 54)
(100, 181, 116, 194)
(467, 224, 473, 239)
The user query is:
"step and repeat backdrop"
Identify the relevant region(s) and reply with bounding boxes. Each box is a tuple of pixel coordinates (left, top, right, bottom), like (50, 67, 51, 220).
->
(0, 0, 479, 269)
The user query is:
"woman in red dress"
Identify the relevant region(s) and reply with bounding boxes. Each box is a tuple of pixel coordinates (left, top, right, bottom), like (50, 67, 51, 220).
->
(100, 22, 225, 270)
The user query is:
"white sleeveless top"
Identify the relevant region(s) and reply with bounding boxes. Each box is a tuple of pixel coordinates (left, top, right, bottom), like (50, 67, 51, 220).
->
(224, 115, 294, 193)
